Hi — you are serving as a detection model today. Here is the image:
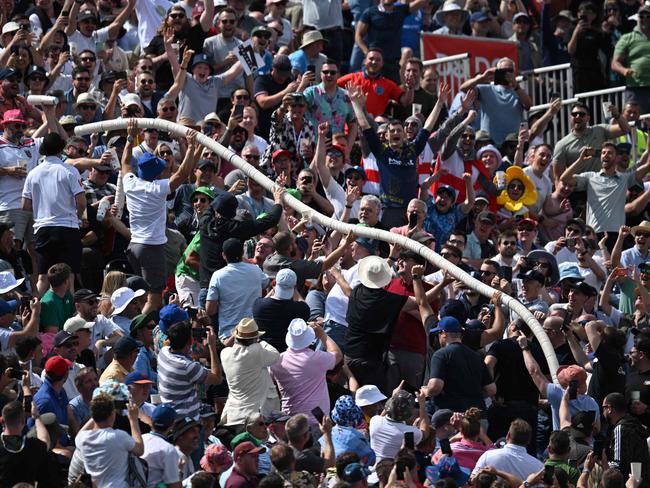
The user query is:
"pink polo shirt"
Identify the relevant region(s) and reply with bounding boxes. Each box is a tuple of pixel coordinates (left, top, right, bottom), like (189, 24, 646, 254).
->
(270, 347, 337, 424)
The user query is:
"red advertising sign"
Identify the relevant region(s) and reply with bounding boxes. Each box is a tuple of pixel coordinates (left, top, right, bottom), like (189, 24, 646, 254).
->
(420, 33, 519, 75)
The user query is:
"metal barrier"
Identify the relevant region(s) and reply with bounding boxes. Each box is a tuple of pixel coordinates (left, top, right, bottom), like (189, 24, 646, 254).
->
(528, 86, 627, 146)
(516, 63, 572, 109)
(422, 53, 471, 105)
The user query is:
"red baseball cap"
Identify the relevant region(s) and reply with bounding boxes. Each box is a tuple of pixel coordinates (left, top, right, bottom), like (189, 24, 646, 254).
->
(272, 149, 292, 162)
(1, 109, 28, 126)
(44, 356, 72, 376)
(517, 218, 538, 229)
(233, 441, 265, 460)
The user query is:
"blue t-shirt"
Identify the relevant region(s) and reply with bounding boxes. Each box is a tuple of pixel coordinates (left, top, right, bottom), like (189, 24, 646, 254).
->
(360, 4, 411, 62)
(546, 382, 600, 431)
(401, 10, 422, 56)
(476, 84, 523, 146)
(424, 202, 465, 251)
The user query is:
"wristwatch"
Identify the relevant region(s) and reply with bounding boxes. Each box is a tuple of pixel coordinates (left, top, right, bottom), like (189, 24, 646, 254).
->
(412, 274, 422, 281)
(126, 135, 134, 142)
(521, 345, 530, 351)
(523, 481, 531, 488)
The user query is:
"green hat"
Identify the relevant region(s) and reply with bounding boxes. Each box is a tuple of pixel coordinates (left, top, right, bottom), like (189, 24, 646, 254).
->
(192, 186, 215, 200)
(129, 310, 160, 337)
(230, 431, 263, 450)
(286, 188, 302, 201)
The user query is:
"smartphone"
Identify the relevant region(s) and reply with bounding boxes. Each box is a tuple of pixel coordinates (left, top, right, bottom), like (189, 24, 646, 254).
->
(566, 237, 576, 247)
(307, 64, 316, 74)
(115, 71, 127, 80)
(61, 10, 69, 17)
(404, 431, 415, 450)
(8, 368, 22, 380)
(234, 103, 244, 118)
(543, 465, 555, 485)
(20, 296, 31, 310)
(396, 460, 406, 481)
(439, 438, 452, 456)
(494, 68, 508, 85)
(408, 212, 418, 228)
(501, 266, 512, 282)
(191, 327, 207, 340)
(569, 379, 578, 400)
(520, 121, 529, 131)
(311, 406, 325, 423)
(402, 381, 419, 396)
(602, 101, 613, 118)
(593, 436, 605, 456)
(185, 307, 198, 320)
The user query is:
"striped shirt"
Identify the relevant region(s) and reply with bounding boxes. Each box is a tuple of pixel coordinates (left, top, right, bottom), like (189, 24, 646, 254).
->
(157, 346, 208, 420)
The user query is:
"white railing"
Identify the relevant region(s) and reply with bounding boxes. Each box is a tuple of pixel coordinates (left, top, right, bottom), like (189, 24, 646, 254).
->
(422, 53, 471, 105)
(528, 86, 627, 146)
(516, 63, 572, 109)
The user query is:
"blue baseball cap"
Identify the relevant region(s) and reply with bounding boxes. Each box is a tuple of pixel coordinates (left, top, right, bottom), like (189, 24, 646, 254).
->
(159, 304, 189, 335)
(344, 165, 367, 180)
(0, 299, 17, 315)
(470, 11, 489, 22)
(437, 185, 456, 200)
(355, 236, 377, 254)
(152, 403, 177, 428)
(342, 463, 371, 483)
(431, 316, 462, 333)
(137, 153, 167, 181)
(113, 336, 139, 355)
(190, 53, 211, 70)
(517, 269, 546, 284)
(558, 263, 583, 282)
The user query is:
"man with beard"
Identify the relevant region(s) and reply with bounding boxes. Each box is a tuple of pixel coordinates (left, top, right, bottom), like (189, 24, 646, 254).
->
(0, 68, 41, 122)
(560, 143, 650, 248)
(492, 230, 521, 268)
(524, 144, 554, 217)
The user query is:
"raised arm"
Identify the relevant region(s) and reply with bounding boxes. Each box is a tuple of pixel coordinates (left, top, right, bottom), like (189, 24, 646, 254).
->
(347, 82, 370, 130)
(559, 146, 592, 184)
(516, 333, 550, 396)
(480, 292, 507, 346)
(166, 48, 192, 100)
(164, 28, 181, 77)
(106, 0, 136, 40)
(530, 98, 562, 140)
(199, 0, 214, 32)
(609, 225, 629, 268)
(606, 104, 630, 138)
(411, 265, 434, 326)
(634, 146, 650, 181)
(460, 67, 495, 92)
(313, 122, 332, 188)
(122, 119, 138, 175)
(422, 82, 450, 132)
(322, 232, 356, 272)
(440, 110, 476, 161)
(169, 130, 199, 192)
(459, 172, 475, 213)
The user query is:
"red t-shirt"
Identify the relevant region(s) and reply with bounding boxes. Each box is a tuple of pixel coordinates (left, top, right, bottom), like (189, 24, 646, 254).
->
(385, 278, 436, 355)
(337, 71, 403, 117)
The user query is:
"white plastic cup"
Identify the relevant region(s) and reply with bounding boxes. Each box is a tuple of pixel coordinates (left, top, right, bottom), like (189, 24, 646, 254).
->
(150, 394, 161, 405)
(631, 391, 641, 402)
(631, 462, 642, 482)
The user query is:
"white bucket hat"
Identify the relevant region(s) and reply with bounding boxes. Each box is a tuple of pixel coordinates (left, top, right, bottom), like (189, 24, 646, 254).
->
(0, 271, 24, 294)
(274, 268, 297, 300)
(358, 256, 393, 289)
(111, 287, 145, 315)
(434, 1, 469, 26)
(355, 385, 387, 407)
(285, 318, 316, 350)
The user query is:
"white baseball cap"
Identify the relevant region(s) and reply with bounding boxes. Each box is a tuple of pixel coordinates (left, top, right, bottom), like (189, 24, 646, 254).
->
(120, 93, 143, 110)
(355, 385, 387, 407)
(111, 287, 145, 316)
(64, 315, 94, 334)
(274, 268, 297, 300)
(2, 22, 20, 35)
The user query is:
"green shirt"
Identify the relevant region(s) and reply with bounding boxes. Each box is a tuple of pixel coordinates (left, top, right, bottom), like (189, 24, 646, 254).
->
(175, 232, 201, 280)
(553, 124, 611, 173)
(545, 459, 581, 485)
(614, 28, 650, 87)
(39, 290, 75, 330)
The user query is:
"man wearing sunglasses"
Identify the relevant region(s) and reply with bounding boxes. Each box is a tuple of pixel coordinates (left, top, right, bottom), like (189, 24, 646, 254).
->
(611, 222, 650, 270)
(65, 1, 135, 56)
(552, 102, 629, 182)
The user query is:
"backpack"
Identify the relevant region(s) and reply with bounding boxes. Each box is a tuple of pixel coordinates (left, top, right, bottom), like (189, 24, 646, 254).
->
(127, 453, 149, 488)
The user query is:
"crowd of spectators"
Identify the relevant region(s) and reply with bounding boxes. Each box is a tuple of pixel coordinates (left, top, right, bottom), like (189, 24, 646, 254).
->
(1, 0, 650, 487)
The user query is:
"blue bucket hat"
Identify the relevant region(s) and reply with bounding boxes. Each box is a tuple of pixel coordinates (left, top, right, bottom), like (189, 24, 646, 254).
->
(426, 455, 470, 486)
(137, 152, 167, 181)
(331, 395, 363, 427)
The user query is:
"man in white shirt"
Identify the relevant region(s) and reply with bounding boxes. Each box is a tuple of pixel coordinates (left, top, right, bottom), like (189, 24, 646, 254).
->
(22, 132, 86, 294)
(142, 403, 182, 488)
(65, 0, 136, 56)
(121, 120, 199, 313)
(544, 218, 585, 265)
(471, 419, 543, 481)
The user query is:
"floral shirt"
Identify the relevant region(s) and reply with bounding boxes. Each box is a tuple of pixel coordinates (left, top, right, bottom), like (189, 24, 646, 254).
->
(303, 84, 355, 135)
(261, 109, 315, 166)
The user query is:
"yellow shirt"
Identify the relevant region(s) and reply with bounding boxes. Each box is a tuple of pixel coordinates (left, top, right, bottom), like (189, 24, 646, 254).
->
(99, 360, 132, 385)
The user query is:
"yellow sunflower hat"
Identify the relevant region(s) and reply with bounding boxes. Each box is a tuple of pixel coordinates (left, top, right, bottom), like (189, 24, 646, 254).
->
(495, 165, 538, 213)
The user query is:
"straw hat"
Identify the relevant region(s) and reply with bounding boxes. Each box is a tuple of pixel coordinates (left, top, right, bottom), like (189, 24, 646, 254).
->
(233, 318, 264, 339)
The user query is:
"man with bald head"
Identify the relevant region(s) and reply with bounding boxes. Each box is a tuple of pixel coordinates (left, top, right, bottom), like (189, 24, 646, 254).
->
(543, 315, 577, 366)
(459, 57, 532, 145)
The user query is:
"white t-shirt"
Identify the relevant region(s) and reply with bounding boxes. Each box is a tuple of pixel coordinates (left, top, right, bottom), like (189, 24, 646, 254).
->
(123, 173, 171, 245)
(0, 136, 43, 211)
(324, 264, 360, 326)
(68, 27, 110, 55)
(75, 428, 135, 488)
(544, 240, 578, 266)
(369, 415, 423, 463)
(523, 166, 552, 215)
(22, 155, 84, 231)
(142, 432, 181, 488)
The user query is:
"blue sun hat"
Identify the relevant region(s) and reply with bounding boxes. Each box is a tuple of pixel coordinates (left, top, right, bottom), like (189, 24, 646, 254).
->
(331, 395, 363, 427)
(426, 455, 471, 486)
